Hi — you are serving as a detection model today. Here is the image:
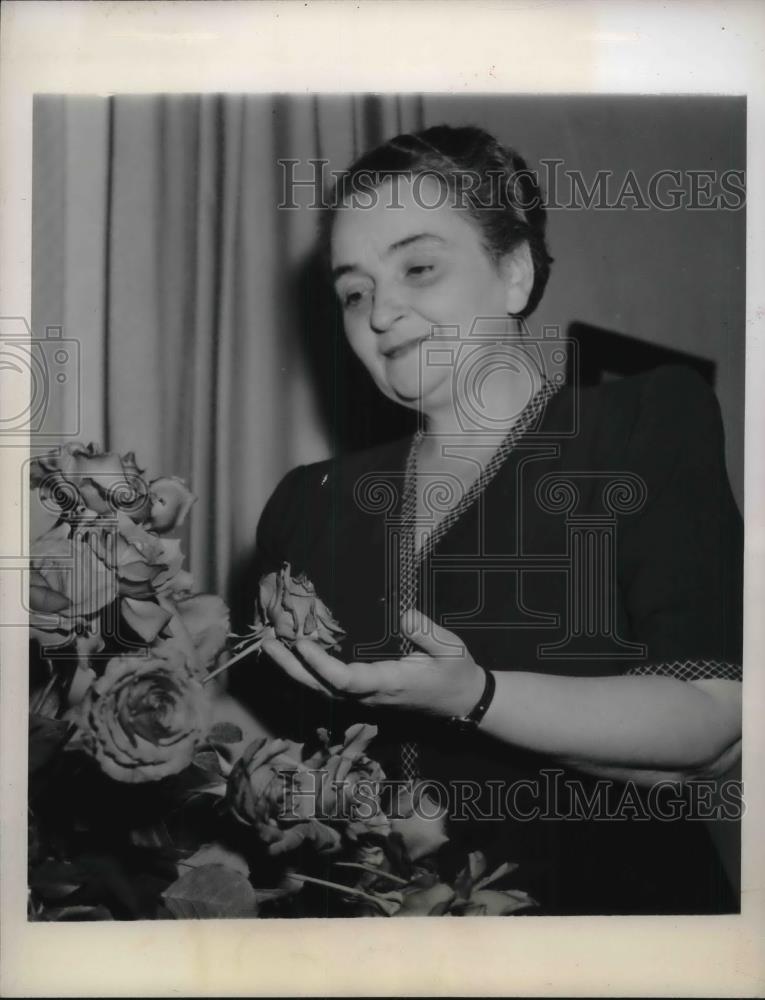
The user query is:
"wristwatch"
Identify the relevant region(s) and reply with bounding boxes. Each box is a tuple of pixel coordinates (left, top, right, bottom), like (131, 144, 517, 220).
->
(447, 666, 496, 734)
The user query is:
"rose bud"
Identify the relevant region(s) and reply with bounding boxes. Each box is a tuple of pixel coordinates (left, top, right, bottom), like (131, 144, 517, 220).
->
(146, 477, 196, 534)
(73, 647, 210, 783)
(254, 562, 345, 651)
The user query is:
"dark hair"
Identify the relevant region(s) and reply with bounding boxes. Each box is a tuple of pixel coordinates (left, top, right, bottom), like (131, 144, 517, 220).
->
(323, 124, 553, 317)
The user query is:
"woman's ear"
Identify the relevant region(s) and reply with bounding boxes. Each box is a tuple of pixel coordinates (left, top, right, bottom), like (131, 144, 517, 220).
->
(500, 242, 534, 316)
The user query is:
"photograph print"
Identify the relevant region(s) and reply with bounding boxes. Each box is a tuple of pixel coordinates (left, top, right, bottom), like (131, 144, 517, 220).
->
(24, 93, 745, 920)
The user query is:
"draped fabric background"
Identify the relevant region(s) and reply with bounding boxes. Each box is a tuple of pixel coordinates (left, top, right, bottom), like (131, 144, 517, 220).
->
(32, 94, 745, 620)
(32, 94, 424, 608)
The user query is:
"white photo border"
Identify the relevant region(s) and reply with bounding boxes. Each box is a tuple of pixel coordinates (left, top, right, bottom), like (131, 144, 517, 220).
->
(1, 1, 763, 996)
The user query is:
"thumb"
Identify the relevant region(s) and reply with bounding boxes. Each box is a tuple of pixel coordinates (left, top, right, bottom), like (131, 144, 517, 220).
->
(400, 610, 464, 658)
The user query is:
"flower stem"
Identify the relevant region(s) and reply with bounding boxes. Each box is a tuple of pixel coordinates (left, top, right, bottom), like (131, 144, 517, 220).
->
(332, 862, 409, 886)
(287, 872, 395, 914)
(203, 638, 263, 685)
(31, 671, 58, 716)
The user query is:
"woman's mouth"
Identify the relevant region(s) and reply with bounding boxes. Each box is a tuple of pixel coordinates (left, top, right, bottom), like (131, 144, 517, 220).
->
(383, 337, 426, 360)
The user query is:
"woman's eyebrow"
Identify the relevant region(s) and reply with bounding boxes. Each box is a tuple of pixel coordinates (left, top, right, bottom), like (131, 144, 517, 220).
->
(387, 232, 447, 254)
(332, 233, 446, 281)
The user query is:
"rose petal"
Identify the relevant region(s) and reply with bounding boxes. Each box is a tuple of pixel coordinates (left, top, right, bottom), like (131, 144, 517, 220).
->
(29, 488, 61, 543)
(121, 597, 172, 643)
(174, 594, 230, 668)
(265, 819, 342, 856)
(390, 792, 449, 863)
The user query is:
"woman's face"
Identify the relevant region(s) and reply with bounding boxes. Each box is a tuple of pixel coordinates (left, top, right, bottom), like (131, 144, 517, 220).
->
(330, 175, 531, 413)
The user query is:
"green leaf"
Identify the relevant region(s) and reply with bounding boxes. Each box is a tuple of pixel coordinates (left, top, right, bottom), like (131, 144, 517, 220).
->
(473, 860, 519, 892)
(29, 861, 82, 901)
(180, 843, 250, 877)
(42, 904, 114, 921)
(192, 750, 224, 775)
(162, 864, 259, 919)
(396, 882, 456, 917)
(459, 889, 538, 916)
(208, 722, 244, 744)
(129, 821, 175, 851)
(28, 715, 74, 774)
(167, 761, 227, 804)
(67, 854, 144, 917)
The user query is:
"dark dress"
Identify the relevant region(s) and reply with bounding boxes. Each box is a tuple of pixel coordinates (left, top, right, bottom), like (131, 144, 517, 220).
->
(239, 365, 743, 915)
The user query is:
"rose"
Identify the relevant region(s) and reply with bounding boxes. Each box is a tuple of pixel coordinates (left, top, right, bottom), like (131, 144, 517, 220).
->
(251, 562, 345, 650)
(73, 647, 210, 783)
(30, 518, 185, 647)
(226, 727, 387, 856)
(31, 443, 152, 524)
(31, 444, 196, 535)
(29, 518, 186, 645)
(227, 736, 305, 827)
(95, 514, 188, 642)
(294, 724, 389, 839)
(108, 521, 181, 599)
(226, 735, 343, 856)
(30, 446, 197, 646)
(29, 523, 117, 645)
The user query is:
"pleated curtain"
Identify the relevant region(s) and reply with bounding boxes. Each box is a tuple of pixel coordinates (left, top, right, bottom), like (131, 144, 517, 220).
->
(32, 94, 424, 609)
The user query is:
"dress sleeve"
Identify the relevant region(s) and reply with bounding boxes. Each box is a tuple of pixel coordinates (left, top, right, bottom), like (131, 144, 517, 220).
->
(251, 464, 307, 578)
(615, 367, 743, 682)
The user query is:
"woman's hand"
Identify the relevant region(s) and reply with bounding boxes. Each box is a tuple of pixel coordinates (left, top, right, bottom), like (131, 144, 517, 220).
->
(264, 610, 743, 780)
(262, 609, 485, 719)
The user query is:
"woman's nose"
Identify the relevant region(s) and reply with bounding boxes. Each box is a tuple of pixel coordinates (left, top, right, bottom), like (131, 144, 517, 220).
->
(369, 285, 406, 334)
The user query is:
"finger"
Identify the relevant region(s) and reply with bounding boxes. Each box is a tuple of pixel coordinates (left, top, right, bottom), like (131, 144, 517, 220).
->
(295, 640, 386, 697)
(262, 639, 332, 695)
(400, 609, 465, 659)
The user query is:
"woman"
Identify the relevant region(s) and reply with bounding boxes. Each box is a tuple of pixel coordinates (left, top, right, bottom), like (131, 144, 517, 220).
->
(246, 125, 743, 915)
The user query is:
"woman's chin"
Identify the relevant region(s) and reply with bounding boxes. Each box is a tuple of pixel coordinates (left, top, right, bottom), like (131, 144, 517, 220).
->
(384, 366, 447, 408)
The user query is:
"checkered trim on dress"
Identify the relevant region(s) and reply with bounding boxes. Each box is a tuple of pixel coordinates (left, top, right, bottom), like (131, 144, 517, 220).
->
(624, 660, 742, 682)
(396, 377, 563, 781)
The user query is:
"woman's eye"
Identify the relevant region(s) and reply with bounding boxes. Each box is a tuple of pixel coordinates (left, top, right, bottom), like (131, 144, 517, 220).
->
(342, 288, 369, 310)
(404, 262, 441, 284)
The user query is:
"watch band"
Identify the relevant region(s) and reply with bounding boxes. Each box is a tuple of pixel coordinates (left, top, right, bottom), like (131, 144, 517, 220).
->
(448, 667, 496, 733)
